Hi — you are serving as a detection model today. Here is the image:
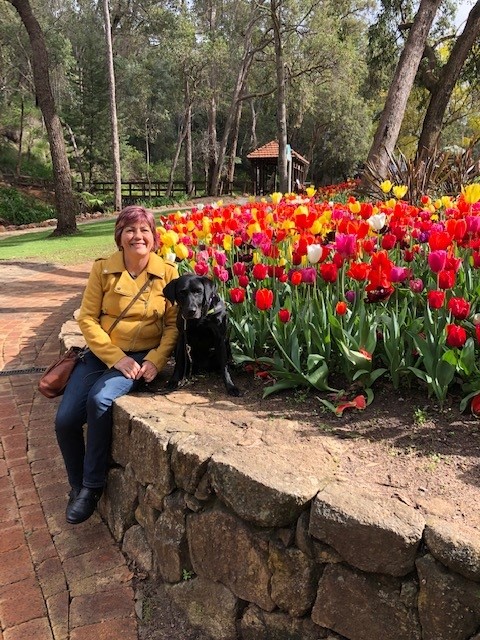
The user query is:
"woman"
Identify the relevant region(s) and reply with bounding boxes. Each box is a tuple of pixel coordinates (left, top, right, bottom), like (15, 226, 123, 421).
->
(55, 205, 179, 525)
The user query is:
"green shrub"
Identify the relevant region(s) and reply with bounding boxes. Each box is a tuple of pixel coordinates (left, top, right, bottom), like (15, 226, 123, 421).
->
(0, 187, 55, 225)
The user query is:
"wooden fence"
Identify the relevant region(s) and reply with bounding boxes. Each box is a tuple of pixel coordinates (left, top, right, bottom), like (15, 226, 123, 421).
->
(77, 181, 199, 204)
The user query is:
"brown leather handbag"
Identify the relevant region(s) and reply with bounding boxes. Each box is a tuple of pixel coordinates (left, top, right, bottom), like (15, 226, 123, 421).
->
(38, 346, 88, 398)
(38, 276, 152, 398)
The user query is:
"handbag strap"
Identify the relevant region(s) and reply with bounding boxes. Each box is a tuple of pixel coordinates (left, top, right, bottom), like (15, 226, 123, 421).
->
(107, 276, 153, 335)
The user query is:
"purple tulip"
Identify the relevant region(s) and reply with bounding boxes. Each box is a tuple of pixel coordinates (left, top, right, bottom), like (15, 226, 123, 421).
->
(409, 278, 424, 293)
(345, 290, 356, 303)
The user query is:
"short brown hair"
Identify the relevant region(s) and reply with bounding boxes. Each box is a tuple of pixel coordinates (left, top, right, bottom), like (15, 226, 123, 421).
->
(114, 205, 159, 251)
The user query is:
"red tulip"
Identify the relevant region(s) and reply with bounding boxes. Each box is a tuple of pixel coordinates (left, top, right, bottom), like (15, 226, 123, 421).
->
(446, 324, 467, 348)
(336, 301, 348, 315)
(447, 297, 470, 320)
(319, 263, 338, 283)
(438, 269, 455, 290)
(290, 271, 303, 286)
(278, 308, 291, 323)
(252, 263, 268, 280)
(255, 288, 274, 310)
(229, 288, 245, 304)
(238, 275, 249, 288)
(427, 290, 445, 309)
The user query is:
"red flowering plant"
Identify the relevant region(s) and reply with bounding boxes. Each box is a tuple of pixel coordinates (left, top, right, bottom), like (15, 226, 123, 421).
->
(156, 184, 480, 412)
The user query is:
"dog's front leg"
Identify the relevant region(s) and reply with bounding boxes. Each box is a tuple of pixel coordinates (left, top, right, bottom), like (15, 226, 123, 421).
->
(166, 333, 187, 390)
(215, 332, 240, 396)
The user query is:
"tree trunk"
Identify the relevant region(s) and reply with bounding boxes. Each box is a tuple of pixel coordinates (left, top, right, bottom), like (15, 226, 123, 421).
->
(184, 83, 194, 196)
(210, 16, 257, 195)
(417, 0, 480, 161)
(271, 0, 288, 193)
(166, 115, 188, 197)
(15, 97, 24, 178)
(8, 0, 77, 235)
(103, 0, 122, 212)
(226, 100, 243, 190)
(63, 120, 87, 190)
(362, 0, 442, 183)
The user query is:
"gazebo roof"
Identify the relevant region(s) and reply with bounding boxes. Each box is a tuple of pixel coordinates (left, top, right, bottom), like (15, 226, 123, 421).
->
(247, 140, 309, 165)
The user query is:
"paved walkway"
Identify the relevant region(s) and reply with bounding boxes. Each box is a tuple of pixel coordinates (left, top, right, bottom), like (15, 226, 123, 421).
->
(0, 261, 138, 640)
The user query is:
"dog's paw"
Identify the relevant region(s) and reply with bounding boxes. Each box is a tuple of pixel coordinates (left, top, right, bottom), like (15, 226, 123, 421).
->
(227, 386, 241, 397)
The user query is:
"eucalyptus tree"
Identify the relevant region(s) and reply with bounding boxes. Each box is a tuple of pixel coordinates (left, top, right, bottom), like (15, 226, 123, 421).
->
(6, 0, 77, 234)
(416, 0, 480, 162)
(103, 0, 121, 210)
(363, 0, 443, 183)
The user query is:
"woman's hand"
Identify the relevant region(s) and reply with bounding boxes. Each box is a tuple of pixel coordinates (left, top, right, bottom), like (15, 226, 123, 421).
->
(114, 356, 158, 382)
(138, 360, 158, 383)
(114, 356, 142, 379)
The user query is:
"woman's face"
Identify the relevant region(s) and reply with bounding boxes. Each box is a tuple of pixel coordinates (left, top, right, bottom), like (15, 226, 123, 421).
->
(120, 218, 155, 259)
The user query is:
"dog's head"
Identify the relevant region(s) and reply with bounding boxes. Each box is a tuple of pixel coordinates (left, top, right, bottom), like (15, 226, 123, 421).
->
(163, 274, 217, 320)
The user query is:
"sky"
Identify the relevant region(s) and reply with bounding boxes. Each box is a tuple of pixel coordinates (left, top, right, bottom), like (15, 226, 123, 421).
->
(455, 0, 475, 28)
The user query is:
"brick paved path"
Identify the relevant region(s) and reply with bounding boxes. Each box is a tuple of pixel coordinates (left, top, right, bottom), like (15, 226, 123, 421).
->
(0, 261, 138, 640)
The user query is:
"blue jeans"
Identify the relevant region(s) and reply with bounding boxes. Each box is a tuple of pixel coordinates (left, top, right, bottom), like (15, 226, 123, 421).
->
(54, 349, 147, 489)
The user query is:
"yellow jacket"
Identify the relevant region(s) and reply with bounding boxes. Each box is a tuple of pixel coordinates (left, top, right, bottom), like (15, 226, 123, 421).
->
(78, 250, 179, 371)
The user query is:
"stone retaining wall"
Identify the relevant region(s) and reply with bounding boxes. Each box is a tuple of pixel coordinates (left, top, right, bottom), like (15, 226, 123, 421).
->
(61, 323, 480, 640)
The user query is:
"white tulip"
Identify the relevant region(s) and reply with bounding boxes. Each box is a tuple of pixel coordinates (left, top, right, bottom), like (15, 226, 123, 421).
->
(367, 213, 386, 232)
(307, 244, 322, 264)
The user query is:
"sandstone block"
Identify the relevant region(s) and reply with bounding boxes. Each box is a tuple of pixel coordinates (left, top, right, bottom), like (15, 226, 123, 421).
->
(187, 506, 275, 611)
(170, 432, 220, 494)
(100, 464, 138, 542)
(268, 543, 319, 617)
(122, 524, 153, 574)
(166, 576, 239, 640)
(210, 446, 332, 527)
(311, 563, 421, 640)
(310, 482, 425, 575)
(130, 416, 173, 492)
(153, 491, 191, 583)
(417, 553, 480, 640)
(240, 604, 332, 639)
(424, 517, 480, 581)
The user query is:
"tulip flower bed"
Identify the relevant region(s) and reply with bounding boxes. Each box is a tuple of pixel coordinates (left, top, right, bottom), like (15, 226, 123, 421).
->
(157, 184, 480, 414)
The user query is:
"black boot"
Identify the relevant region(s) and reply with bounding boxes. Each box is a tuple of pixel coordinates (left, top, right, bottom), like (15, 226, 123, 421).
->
(66, 486, 81, 515)
(66, 487, 103, 524)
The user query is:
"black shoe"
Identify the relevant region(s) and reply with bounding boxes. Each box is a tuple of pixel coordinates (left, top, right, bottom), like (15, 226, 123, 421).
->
(66, 487, 103, 525)
(66, 486, 81, 513)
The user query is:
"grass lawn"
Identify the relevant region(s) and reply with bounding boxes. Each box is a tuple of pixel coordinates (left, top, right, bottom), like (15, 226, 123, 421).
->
(0, 219, 120, 265)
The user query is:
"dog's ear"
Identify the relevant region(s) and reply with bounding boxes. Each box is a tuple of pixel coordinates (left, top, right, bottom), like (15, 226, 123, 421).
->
(201, 276, 217, 302)
(163, 279, 178, 304)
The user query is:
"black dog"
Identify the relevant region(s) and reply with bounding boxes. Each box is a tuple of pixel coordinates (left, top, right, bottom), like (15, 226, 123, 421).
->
(163, 274, 240, 396)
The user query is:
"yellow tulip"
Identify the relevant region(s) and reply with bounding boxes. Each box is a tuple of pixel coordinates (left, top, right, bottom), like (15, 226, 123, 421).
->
(380, 180, 392, 194)
(174, 244, 189, 260)
(463, 183, 480, 204)
(433, 200, 442, 210)
(294, 205, 309, 217)
(223, 235, 233, 251)
(186, 220, 196, 232)
(271, 192, 283, 204)
(441, 196, 452, 208)
(160, 230, 179, 247)
(309, 219, 323, 235)
(386, 198, 396, 208)
(348, 200, 361, 214)
(247, 222, 261, 237)
(306, 186, 316, 198)
(202, 217, 211, 234)
(392, 185, 408, 199)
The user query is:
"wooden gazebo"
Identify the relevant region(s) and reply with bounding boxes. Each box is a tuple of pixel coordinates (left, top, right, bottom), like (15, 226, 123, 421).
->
(247, 140, 310, 196)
